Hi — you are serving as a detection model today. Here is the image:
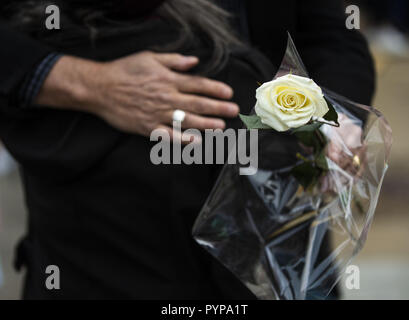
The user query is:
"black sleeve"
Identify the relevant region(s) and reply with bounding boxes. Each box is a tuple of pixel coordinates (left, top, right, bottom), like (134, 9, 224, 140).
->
(0, 19, 52, 111)
(295, 0, 375, 105)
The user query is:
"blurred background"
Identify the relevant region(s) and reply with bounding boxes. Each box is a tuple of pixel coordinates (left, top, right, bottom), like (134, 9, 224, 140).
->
(0, 1, 408, 299)
(338, 0, 409, 299)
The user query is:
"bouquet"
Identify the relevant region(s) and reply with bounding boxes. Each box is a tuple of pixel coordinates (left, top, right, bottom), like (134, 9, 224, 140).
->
(192, 34, 392, 300)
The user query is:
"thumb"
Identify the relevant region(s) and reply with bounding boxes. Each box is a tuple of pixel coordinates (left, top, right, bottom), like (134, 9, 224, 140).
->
(154, 53, 199, 71)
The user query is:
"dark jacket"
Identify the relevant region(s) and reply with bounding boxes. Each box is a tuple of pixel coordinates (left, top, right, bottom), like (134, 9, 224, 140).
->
(0, 0, 375, 108)
(0, 0, 374, 299)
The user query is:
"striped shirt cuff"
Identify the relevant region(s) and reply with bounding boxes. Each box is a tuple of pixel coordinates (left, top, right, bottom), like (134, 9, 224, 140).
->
(18, 53, 63, 108)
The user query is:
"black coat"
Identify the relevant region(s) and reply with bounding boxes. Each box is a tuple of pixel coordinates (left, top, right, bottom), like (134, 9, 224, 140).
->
(0, 0, 374, 299)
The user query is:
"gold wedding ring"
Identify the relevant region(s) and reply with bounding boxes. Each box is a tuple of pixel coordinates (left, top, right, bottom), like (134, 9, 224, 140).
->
(352, 155, 361, 168)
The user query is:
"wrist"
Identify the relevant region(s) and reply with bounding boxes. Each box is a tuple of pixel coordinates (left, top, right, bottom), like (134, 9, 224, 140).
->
(35, 55, 105, 113)
(18, 53, 63, 109)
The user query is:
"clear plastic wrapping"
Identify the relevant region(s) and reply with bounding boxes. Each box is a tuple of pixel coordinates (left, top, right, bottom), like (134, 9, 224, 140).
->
(192, 35, 392, 300)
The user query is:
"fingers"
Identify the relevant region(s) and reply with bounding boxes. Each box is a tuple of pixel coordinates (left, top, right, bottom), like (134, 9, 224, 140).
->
(161, 110, 226, 130)
(348, 146, 367, 178)
(182, 113, 226, 130)
(328, 140, 367, 178)
(153, 53, 238, 116)
(174, 93, 239, 117)
(154, 125, 201, 145)
(153, 109, 227, 145)
(154, 54, 234, 100)
(175, 74, 233, 100)
(154, 53, 199, 71)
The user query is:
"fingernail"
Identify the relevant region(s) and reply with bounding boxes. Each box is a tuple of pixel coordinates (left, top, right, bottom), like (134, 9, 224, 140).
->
(227, 103, 239, 115)
(223, 87, 233, 98)
(186, 56, 198, 63)
(215, 120, 226, 129)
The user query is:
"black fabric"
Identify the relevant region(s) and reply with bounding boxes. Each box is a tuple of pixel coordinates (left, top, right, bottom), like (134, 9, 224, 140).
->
(216, 0, 251, 42)
(4, 18, 269, 300)
(0, 0, 375, 110)
(18, 53, 63, 108)
(245, 0, 375, 105)
(0, 0, 375, 299)
(0, 19, 52, 109)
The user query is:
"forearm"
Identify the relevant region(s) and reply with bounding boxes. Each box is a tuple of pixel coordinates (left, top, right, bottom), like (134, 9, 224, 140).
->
(35, 55, 104, 114)
(23, 50, 238, 138)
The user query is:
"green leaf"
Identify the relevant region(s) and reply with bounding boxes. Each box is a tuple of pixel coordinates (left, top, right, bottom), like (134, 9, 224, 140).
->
(291, 122, 322, 133)
(291, 123, 321, 148)
(323, 96, 339, 124)
(294, 131, 315, 147)
(239, 114, 271, 129)
(295, 127, 327, 153)
(315, 148, 328, 170)
(290, 161, 321, 189)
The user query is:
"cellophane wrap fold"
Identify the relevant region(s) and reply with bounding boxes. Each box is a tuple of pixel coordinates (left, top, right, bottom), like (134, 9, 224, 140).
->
(192, 35, 392, 300)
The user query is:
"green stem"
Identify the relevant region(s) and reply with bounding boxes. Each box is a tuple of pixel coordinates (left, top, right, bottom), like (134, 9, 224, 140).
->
(296, 152, 310, 162)
(314, 129, 326, 148)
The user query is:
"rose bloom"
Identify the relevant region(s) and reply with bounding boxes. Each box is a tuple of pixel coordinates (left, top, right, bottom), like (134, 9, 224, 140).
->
(255, 74, 329, 131)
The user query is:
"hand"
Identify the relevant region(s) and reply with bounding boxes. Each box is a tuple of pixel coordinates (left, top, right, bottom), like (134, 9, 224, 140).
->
(319, 114, 367, 193)
(326, 113, 366, 176)
(36, 52, 239, 140)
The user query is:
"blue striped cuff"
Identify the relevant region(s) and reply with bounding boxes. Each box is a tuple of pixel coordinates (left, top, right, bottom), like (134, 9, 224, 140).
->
(18, 53, 63, 108)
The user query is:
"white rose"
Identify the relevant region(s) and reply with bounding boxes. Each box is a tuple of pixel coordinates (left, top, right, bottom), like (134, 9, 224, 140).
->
(255, 74, 329, 131)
